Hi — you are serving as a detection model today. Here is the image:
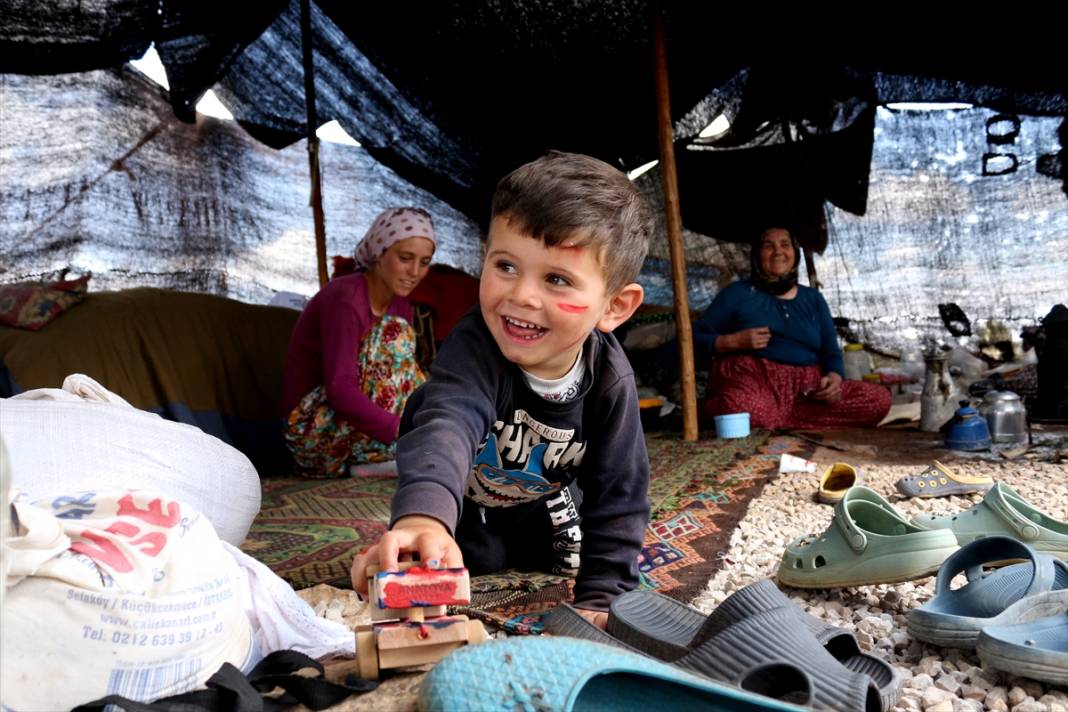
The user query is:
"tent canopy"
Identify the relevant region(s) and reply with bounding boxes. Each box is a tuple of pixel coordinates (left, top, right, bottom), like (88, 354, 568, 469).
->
(3, 1, 1063, 228)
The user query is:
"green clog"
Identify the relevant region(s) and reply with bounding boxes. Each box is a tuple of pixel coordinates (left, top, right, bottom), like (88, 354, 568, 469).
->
(778, 487, 959, 588)
(911, 482, 1068, 561)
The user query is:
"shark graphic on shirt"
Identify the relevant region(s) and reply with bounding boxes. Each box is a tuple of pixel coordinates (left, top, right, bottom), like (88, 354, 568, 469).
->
(466, 432, 561, 507)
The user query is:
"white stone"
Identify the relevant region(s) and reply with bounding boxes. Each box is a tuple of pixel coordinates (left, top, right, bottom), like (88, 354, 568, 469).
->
(923, 686, 950, 707)
(952, 699, 984, 712)
(925, 700, 954, 712)
(899, 695, 922, 711)
(1016, 679, 1044, 700)
(987, 688, 1010, 709)
(824, 600, 845, 616)
(935, 674, 961, 695)
(1009, 687, 1031, 706)
(918, 656, 945, 677)
(1011, 701, 1044, 712)
(961, 684, 987, 701)
(908, 673, 934, 691)
(1042, 692, 1068, 707)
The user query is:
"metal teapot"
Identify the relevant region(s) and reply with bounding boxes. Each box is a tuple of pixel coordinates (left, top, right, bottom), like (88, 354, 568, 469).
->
(978, 390, 1029, 444)
(920, 350, 960, 432)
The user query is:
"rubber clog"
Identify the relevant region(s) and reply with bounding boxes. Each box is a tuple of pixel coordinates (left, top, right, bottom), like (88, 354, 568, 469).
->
(545, 601, 880, 712)
(543, 604, 811, 706)
(907, 536, 1068, 649)
(911, 482, 1068, 561)
(977, 612, 1068, 686)
(778, 486, 959, 588)
(818, 463, 864, 504)
(418, 636, 808, 711)
(894, 461, 994, 498)
(605, 580, 900, 712)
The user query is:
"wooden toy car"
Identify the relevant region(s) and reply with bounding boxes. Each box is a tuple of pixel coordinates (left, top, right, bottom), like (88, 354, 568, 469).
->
(355, 561, 488, 679)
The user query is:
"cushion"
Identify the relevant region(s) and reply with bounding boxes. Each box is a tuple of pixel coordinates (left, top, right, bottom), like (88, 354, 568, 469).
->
(0, 272, 91, 330)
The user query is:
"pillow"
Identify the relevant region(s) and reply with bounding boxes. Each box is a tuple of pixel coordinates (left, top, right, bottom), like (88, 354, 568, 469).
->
(0, 271, 91, 331)
(331, 254, 357, 279)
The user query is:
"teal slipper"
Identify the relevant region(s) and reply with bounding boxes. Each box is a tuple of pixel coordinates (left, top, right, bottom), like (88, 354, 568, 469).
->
(418, 636, 808, 711)
(911, 482, 1068, 560)
(778, 486, 959, 588)
(907, 536, 1068, 649)
(978, 611, 1068, 686)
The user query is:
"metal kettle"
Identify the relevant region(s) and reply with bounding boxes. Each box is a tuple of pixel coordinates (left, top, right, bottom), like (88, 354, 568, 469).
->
(978, 390, 1028, 444)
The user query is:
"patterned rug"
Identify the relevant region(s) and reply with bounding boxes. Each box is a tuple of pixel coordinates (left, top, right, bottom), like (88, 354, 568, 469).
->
(241, 473, 395, 589)
(241, 432, 812, 632)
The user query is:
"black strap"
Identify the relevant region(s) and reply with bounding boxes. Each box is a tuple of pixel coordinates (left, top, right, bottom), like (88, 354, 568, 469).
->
(72, 650, 378, 712)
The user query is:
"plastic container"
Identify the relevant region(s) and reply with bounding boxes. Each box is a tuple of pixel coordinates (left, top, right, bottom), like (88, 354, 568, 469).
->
(945, 404, 992, 451)
(713, 412, 750, 439)
(843, 343, 872, 381)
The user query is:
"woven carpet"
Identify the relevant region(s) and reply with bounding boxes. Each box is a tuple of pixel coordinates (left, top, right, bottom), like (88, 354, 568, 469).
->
(241, 432, 812, 632)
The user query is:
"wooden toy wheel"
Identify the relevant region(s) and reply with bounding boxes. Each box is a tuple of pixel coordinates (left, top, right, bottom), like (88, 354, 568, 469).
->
(356, 630, 379, 680)
(466, 618, 488, 643)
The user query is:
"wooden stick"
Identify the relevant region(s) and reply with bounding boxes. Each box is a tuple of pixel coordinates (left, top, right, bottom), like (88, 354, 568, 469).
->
(652, 3, 697, 441)
(300, 0, 329, 287)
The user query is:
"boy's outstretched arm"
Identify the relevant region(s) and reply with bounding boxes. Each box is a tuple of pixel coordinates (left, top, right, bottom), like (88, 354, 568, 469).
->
(351, 310, 500, 595)
(349, 515, 463, 595)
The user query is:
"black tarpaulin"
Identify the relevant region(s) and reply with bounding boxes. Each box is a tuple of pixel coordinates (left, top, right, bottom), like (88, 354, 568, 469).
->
(0, 0, 156, 74)
(3, 1, 1065, 229)
(0, 68, 484, 304)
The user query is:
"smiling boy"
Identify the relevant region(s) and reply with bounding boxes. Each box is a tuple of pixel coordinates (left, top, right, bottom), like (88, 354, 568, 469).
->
(352, 151, 654, 626)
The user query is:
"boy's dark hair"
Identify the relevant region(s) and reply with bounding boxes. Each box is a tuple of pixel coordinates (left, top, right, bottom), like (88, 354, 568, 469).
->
(491, 151, 654, 294)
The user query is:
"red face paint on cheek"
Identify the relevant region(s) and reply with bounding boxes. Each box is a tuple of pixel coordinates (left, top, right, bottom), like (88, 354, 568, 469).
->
(558, 303, 588, 314)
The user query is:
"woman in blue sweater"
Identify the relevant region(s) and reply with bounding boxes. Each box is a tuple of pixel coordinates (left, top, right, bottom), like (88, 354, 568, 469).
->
(694, 227, 890, 429)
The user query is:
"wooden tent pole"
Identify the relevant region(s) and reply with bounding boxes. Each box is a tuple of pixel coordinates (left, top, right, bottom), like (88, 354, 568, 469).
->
(301, 0, 328, 287)
(651, 3, 698, 441)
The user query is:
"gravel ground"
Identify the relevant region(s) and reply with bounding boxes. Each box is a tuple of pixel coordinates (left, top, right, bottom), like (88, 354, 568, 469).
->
(692, 454, 1068, 712)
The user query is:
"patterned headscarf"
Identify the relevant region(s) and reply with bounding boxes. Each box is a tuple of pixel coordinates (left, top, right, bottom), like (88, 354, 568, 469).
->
(749, 227, 800, 296)
(354, 207, 436, 271)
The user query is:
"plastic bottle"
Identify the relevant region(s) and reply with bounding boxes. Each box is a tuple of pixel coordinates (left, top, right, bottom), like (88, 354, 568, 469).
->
(842, 343, 872, 381)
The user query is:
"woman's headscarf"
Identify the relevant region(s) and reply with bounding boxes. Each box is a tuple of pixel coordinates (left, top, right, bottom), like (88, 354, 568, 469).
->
(354, 207, 436, 271)
(749, 227, 800, 295)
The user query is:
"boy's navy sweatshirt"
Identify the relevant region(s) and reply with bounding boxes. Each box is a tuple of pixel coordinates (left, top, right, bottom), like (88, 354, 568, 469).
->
(392, 307, 650, 611)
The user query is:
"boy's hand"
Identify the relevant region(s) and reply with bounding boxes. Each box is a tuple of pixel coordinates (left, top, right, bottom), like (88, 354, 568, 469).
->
(350, 515, 463, 595)
(574, 607, 608, 630)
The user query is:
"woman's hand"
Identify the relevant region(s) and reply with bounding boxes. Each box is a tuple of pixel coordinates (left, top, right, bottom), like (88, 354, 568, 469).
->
(810, 372, 843, 402)
(717, 327, 771, 352)
(350, 515, 463, 595)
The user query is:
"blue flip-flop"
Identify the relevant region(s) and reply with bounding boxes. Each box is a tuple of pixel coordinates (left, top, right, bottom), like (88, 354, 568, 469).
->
(977, 611, 1068, 686)
(908, 536, 1068, 649)
(418, 636, 808, 711)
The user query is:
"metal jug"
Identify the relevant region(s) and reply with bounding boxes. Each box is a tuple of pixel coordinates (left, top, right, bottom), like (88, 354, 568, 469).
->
(920, 351, 960, 432)
(978, 390, 1029, 443)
